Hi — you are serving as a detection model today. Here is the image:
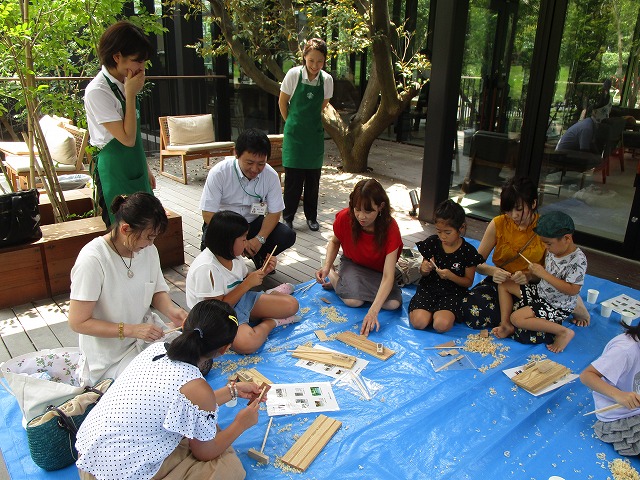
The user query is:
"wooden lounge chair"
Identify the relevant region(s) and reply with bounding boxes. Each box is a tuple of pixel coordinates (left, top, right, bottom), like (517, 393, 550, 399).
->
(159, 114, 235, 184)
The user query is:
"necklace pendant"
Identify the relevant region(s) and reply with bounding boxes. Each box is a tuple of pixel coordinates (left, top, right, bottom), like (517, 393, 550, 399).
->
(127, 269, 134, 279)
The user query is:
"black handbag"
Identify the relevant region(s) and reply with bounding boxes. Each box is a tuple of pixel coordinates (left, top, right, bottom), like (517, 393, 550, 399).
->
(0, 189, 42, 247)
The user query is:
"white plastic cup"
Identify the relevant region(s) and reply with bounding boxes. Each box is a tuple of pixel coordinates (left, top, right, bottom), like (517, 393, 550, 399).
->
(587, 289, 599, 303)
(600, 302, 613, 318)
(548, 477, 565, 480)
(622, 313, 634, 326)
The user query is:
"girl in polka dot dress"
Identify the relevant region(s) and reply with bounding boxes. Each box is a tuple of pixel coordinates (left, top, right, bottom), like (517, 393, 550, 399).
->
(409, 200, 484, 333)
(76, 300, 264, 480)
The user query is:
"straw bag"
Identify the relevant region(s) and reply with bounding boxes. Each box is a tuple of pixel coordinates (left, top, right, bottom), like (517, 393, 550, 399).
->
(26, 378, 113, 471)
(0, 347, 90, 426)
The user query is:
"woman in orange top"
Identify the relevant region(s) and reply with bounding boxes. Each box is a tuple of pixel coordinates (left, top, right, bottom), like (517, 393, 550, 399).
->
(461, 177, 589, 342)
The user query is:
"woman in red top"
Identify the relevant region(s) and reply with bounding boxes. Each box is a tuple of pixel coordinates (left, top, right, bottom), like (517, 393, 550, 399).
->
(316, 179, 403, 336)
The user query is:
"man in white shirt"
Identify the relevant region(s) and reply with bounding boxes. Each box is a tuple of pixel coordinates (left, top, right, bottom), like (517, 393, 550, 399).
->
(200, 128, 296, 269)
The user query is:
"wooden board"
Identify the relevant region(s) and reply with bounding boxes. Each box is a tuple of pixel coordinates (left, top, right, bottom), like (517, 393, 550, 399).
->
(511, 359, 571, 394)
(335, 331, 395, 360)
(291, 346, 356, 369)
(280, 415, 342, 471)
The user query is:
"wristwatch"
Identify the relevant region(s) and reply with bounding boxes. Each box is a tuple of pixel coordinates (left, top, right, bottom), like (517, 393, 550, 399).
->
(256, 235, 266, 245)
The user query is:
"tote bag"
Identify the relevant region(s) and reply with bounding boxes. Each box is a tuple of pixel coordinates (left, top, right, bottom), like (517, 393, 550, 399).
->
(0, 188, 42, 247)
(0, 347, 90, 426)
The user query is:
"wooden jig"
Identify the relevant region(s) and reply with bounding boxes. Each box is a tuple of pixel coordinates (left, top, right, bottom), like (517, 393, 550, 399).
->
(511, 359, 570, 394)
(336, 331, 395, 360)
(280, 415, 342, 471)
(290, 346, 357, 369)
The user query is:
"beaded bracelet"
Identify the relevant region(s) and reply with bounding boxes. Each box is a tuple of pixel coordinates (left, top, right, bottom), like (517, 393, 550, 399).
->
(118, 322, 124, 340)
(227, 381, 237, 401)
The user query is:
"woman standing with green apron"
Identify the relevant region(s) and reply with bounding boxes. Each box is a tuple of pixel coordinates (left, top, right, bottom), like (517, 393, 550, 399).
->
(279, 38, 333, 232)
(84, 21, 155, 226)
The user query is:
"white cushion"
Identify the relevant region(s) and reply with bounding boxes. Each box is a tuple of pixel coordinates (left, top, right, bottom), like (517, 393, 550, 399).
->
(165, 141, 234, 153)
(44, 125, 77, 165)
(167, 115, 215, 145)
(4, 155, 79, 173)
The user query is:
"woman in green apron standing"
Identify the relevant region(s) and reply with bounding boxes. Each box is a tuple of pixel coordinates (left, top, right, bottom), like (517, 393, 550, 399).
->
(85, 21, 155, 227)
(279, 38, 333, 232)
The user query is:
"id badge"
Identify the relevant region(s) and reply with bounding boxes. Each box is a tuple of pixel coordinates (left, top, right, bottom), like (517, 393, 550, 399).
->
(251, 202, 267, 215)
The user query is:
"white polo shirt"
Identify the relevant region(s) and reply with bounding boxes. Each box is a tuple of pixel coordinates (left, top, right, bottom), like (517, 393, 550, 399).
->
(200, 156, 285, 222)
(280, 65, 333, 99)
(84, 66, 126, 148)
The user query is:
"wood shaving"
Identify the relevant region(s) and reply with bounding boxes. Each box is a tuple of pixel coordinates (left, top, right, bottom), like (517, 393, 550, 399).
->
(300, 307, 311, 315)
(274, 457, 302, 473)
(489, 387, 497, 396)
(211, 355, 263, 374)
(596, 452, 607, 460)
(609, 458, 640, 480)
(464, 333, 509, 372)
(527, 353, 548, 363)
(320, 306, 348, 323)
(504, 451, 510, 457)
(278, 424, 292, 434)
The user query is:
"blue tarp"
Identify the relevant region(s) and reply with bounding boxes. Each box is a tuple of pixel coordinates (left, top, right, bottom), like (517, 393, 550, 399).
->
(2, 250, 640, 479)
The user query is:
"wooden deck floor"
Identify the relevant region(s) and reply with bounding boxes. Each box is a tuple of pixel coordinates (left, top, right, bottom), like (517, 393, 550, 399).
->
(1, 139, 640, 479)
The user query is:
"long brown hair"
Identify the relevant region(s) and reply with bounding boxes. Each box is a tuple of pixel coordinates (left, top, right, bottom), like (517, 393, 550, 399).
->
(348, 179, 392, 247)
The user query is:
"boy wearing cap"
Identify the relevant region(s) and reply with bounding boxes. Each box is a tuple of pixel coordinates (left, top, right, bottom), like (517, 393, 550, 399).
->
(492, 211, 587, 353)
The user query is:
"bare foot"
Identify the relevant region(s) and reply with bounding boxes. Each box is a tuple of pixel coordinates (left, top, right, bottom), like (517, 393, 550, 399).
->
(321, 282, 334, 290)
(546, 329, 575, 353)
(491, 324, 514, 339)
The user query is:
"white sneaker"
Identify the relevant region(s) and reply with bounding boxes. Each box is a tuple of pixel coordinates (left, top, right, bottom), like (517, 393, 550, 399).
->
(273, 315, 302, 327)
(266, 283, 295, 295)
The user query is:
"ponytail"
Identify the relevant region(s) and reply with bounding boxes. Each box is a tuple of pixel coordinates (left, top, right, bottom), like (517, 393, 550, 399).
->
(166, 300, 238, 366)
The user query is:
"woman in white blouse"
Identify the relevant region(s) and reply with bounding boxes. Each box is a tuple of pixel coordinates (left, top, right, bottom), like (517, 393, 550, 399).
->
(76, 299, 263, 480)
(69, 192, 187, 384)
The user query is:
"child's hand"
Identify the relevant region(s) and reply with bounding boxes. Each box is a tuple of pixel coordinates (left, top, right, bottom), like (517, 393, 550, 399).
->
(435, 267, 452, 281)
(235, 398, 260, 431)
(492, 268, 511, 284)
(264, 255, 277, 274)
(527, 263, 545, 278)
(419, 259, 433, 276)
(511, 271, 528, 285)
(613, 391, 640, 410)
(246, 270, 266, 288)
(235, 382, 264, 401)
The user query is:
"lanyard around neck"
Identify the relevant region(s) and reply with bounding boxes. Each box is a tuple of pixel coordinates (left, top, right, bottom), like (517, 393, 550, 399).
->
(234, 160, 262, 202)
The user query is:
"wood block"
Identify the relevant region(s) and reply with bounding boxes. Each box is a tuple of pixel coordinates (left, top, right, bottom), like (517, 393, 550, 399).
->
(291, 346, 357, 369)
(315, 330, 329, 341)
(281, 415, 341, 471)
(511, 359, 571, 394)
(0, 245, 48, 309)
(248, 382, 271, 404)
(335, 331, 395, 360)
(436, 340, 456, 348)
(237, 368, 272, 385)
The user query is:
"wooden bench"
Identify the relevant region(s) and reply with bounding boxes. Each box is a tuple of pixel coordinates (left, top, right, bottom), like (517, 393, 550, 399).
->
(0, 210, 184, 308)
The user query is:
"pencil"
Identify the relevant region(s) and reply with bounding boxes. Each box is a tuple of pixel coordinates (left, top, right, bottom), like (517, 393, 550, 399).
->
(261, 245, 278, 272)
(434, 354, 464, 372)
(518, 252, 533, 265)
(582, 403, 623, 416)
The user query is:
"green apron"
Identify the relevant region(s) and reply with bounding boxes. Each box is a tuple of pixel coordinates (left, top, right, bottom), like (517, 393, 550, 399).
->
(97, 74, 152, 224)
(282, 67, 325, 169)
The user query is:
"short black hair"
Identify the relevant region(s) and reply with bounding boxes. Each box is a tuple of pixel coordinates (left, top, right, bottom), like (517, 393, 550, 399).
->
(98, 21, 154, 69)
(434, 199, 466, 230)
(235, 128, 271, 160)
(205, 210, 249, 260)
